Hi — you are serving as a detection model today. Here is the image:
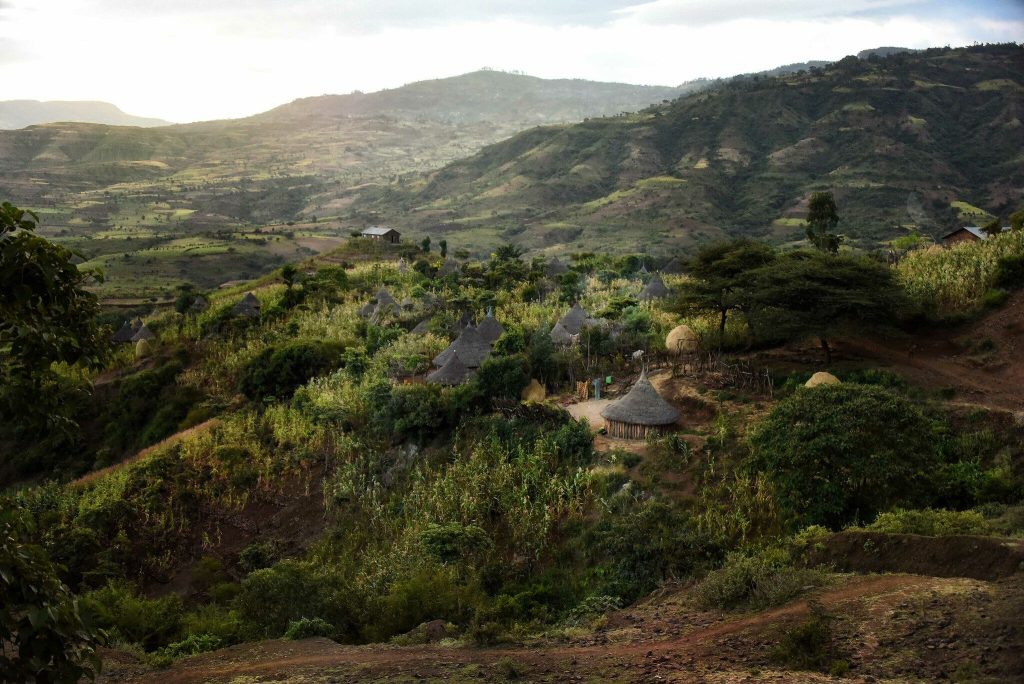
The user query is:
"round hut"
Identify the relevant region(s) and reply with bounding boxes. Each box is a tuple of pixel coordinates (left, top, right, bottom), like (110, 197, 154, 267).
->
(111, 320, 134, 344)
(559, 302, 591, 335)
(666, 324, 699, 356)
(188, 295, 210, 314)
(476, 311, 505, 345)
(549, 321, 575, 346)
(233, 292, 261, 318)
(639, 273, 669, 301)
(427, 354, 474, 386)
(805, 371, 841, 388)
(130, 323, 156, 342)
(433, 325, 491, 368)
(600, 370, 680, 440)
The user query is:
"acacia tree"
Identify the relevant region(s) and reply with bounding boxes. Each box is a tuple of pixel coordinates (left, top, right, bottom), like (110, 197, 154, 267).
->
(806, 191, 842, 253)
(0, 202, 108, 442)
(673, 239, 776, 344)
(746, 251, 906, 363)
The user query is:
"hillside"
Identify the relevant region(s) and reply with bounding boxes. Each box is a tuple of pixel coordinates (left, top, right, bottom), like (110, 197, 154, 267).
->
(0, 100, 169, 129)
(348, 44, 1024, 255)
(0, 72, 703, 298)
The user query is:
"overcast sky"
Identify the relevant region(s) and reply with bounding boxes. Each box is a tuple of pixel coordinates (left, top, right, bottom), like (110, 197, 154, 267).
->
(0, 0, 1020, 122)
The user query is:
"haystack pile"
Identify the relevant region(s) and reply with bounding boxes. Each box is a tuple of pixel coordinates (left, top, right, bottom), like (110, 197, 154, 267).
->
(805, 371, 841, 388)
(666, 324, 699, 355)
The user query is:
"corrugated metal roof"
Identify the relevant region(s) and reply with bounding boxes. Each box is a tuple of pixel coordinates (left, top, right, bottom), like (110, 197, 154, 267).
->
(361, 226, 399, 236)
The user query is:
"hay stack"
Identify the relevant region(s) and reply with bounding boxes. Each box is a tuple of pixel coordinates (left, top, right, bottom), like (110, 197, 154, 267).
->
(666, 325, 699, 355)
(521, 378, 546, 402)
(805, 371, 841, 388)
(600, 370, 680, 439)
(134, 338, 152, 359)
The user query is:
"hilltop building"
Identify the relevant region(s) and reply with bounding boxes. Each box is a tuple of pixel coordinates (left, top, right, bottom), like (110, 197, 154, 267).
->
(233, 292, 261, 318)
(600, 370, 680, 440)
(941, 225, 1010, 246)
(361, 226, 401, 244)
(639, 273, 670, 301)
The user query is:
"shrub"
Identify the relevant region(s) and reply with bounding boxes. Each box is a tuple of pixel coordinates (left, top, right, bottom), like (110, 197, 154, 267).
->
(180, 604, 241, 644)
(862, 508, 991, 536)
(474, 355, 530, 402)
(284, 617, 334, 640)
(769, 602, 845, 673)
(692, 547, 829, 611)
(233, 561, 354, 640)
(238, 540, 279, 573)
(748, 385, 941, 528)
(159, 633, 222, 659)
(81, 580, 183, 650)
(239, 341, 344, 401)
(994, 253, 1024, 289)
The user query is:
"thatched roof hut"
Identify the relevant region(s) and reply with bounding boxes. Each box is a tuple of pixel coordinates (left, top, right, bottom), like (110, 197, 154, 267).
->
(359, 302, 376, 318)
(549, 321, 576, 346)
(427, 354, 474, 386)
(476, 312, 505, 345)
(558, 302, 591, 335)
(600, 370, 680, 439)
(666, 324, 699, 355)
(233, 292, 261, 318)
(374, 287, 397, 307)
(546, 256, 569, 277)
(805, 371, 841, 388)
(638, 264, 649, 275)
(639, 273, 669, 301)
(130, 323, 155, 342)
(188, 295, 209, 313)
(131, 318, 143, 333)
(411, 318, 433, 335)
(661, 257, 684, 274)
(111, 321, 134, 344)
(433, 325, 491, 368)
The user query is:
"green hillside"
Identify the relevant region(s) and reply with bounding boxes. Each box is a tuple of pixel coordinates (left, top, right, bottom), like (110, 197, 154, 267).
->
(349, 44, 1023, 255)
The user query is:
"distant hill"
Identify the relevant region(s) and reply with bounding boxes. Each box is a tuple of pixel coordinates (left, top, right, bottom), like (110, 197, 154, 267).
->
(0, 100, 169, 129)
(349, 44, 1023, 255)
(252, 70, 702, 125)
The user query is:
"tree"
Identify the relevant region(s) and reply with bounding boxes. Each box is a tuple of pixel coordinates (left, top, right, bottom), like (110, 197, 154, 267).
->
(673, 239, 776, 344)
(746, 251, 906, 363)
(438, 239, 448, 258)
(1, 502, 102, 682)
(982, 216, 1003, 237)
(748, 385, 940, 528)
(805, 191, 842, 253)
(420, 236, 431, 253)
(0, 202, 108, 440)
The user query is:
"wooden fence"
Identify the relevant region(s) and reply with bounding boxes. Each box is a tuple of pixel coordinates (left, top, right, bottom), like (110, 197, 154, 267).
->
(671, 352, 773, 397)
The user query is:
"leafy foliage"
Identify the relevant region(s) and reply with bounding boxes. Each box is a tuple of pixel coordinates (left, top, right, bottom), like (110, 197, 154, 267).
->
(239, 340, 345, 401)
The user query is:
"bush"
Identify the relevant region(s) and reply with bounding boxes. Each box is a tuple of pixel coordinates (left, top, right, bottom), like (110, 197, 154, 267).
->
(238, 540, 279, 573)
(474, 355, 530, 402)
(862, 508, 991, 536)
(180, 604, 241, 644)
(159, 633, 222, 659)
(692, 547, 829, 611)
(769, 602, 845, 673)
(748, 385, 941, 528)
(239, 341, 344, 401)
(994, 254, 1024, 289)
(284, 617, 334, 640)
(81, 580, 183, 650)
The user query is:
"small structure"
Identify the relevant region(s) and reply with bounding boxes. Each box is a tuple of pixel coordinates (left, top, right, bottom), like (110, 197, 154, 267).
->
(427, 354, 474, 386)
(111, 321, 134, 344)
(546, 257, 569, 277)
(411, 318, 433, 335)
(476, 310, 505, 345)
(805, 371, 841, 388)
(361, 226, 401, 244)
(130, 323, 156, 342)
(233, 292, 261, 318)
(666, 324, 699, 355)
(521, 378, 547, 402)
(600, 370, 680, 440)
(661, 257, 684, 274)
(638, 264, 649, 276)
(188, 295, 209, 314)
(558, 302, 599, 336)
(549, 321, 576, 346)
(433, 325, 491, 369)
(941, 226, 1009, 246)
(639, 273, 670, 301)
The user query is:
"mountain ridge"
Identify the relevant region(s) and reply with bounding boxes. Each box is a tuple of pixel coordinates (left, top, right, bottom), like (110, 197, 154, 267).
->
(0, 100, 169, 129)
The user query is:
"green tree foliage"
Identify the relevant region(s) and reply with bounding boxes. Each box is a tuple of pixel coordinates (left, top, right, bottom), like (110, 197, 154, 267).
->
(1, 503, 101, 682)
(747, 251, 907, 362)
(674, 239, 776, 340)
(982, 216, 1003, 237)
(0, 201, 108, 439)
(474, 355, 530, 402)
(748, 385, 941, 528)
(805, 191, 842, 253)
(438, 239, 448, 258)
(239, 341, 345, 401)
(420, 236, 431, 252)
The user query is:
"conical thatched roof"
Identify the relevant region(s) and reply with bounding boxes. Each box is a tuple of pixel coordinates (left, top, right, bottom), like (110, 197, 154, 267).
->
(546, 256, 569, 277)
(638, 264, 649, 275)
(111, 321, 134, 344)
(476, 313, 505, 345)
(131, 318, 143, 333)
(666, 324, 699, 355)
(549, 321, 575, 346)
(427, 354, 474, 386)
(661, 257, 684, 274)
(601, 371, 680, 426)
(559, 302, 590, 335)
(233, 292, 261, 318)
(130, 323, 155, 342)
(640, 273, 669, 301)
(805, 371, 841, 388)
(359, 302, 375, 318)
(374, 287, 397, 307)
(433, 325, 490, 368)
(400, 298, 414, 310)
(188, 295, 209, 313)
(411, 318, 433, 335)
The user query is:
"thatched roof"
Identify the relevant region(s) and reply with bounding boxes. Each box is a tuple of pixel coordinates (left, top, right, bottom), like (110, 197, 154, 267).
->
(549, 321, 576, 346)
(639, 273, 669, 301)
(559, 302, 590, 335)
(638, 264, 649, 275)
(131, 318, 143, 333)
(400, 298, 414, 310)
(233, 292, 261, 318)
(661, 257, 684, 274)
(805, 371, 841, 388)
(134, 338, 153, 359)
(426, 354, 474, 386)
(111, 321, 134, 344)
(411, 318, 433, 335)
(546, 256, 569, 277)
(188, 295, 209, 313)
(374, 287, 397, 307)
(359, 302, 376, 318)
(666, 325, 699, 355)
(433, 325, 491, 368)
(601, 371, 680, 426)
(476, 313, 505, 345)
(131, 323, 155, 342)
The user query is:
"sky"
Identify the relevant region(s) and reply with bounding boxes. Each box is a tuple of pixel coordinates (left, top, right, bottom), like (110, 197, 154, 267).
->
(0, 0, 1020, 123)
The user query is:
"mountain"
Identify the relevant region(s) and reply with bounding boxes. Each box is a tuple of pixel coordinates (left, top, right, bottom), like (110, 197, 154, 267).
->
(0, 100, 169, 129)
(348, 44, 1023, 255)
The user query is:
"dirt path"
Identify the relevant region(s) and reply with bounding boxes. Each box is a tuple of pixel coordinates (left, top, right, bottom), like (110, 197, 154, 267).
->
(104, 575, 960, 683)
